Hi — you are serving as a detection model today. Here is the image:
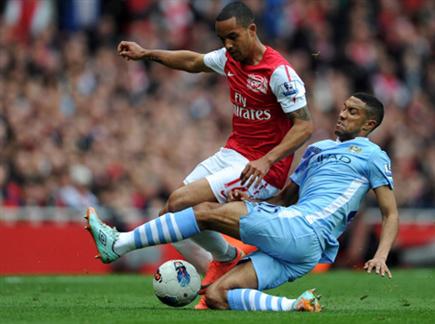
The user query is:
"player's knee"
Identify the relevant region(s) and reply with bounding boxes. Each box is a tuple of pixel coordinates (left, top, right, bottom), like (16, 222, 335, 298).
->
(166, 188, 188, 212)
(193, 202, 216, 228)
(205, 285, 228, 310)
(193, 202, 215, 214)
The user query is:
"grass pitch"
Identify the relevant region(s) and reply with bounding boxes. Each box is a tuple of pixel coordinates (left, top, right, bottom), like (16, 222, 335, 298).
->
(1, 269, 434, 323)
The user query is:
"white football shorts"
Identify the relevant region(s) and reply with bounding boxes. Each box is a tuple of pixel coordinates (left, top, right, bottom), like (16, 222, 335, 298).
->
(183, 148, 279, 203)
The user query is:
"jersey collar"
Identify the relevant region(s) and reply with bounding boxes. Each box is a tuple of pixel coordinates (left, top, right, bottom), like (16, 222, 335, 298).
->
(335, 136, 370, 143)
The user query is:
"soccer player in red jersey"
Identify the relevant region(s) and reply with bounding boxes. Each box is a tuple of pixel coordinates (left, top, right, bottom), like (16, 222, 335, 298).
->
(117, 1, 313, 308)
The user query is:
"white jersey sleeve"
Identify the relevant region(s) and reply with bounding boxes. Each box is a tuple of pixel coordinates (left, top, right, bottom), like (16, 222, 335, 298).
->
(270, 65, 307, 113)
(203, 48, 227, 76)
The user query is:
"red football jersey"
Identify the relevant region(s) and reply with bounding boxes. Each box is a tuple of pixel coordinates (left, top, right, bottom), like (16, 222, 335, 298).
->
(204, 46, 307, 189)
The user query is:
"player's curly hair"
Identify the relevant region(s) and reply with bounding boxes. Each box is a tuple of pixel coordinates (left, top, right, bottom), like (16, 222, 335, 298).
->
(352, 92, 384, 132)
(216, 1, 254, 27)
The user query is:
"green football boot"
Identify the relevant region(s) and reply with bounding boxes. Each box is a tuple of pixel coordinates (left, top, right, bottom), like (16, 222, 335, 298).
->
(84, 207, 120, 264)
(292, 289, 322, 312)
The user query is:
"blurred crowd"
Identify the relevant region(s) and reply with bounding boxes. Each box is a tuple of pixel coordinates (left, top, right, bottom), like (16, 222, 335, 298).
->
(0, 0, 434, 214)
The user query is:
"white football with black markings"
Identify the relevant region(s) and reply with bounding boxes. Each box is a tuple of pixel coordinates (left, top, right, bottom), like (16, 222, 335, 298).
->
(153, 259, 201, 307)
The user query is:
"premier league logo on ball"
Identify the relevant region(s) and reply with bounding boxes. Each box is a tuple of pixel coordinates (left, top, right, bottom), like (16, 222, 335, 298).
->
(174, 261, 191, 287)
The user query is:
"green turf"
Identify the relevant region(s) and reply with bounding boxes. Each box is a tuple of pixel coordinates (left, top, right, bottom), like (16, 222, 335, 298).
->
(1, 269, 434, 323)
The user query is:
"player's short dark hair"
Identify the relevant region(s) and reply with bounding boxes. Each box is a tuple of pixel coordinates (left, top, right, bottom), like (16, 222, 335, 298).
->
(352, 92, 384, 131)
(216, 1, 254, 27)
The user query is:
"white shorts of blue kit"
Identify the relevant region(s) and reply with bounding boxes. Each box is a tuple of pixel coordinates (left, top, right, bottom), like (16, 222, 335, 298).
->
(240, 201, 322, 290)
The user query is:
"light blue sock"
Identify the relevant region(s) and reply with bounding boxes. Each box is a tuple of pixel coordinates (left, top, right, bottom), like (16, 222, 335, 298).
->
(227, 289, 296, 311)
(114, 208, 200, 254)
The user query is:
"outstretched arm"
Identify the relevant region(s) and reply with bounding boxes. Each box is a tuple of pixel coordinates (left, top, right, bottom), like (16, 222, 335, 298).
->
(364, 185, 399, 278)
(240, 106, 313, 188)
(117, 41, 212, 73)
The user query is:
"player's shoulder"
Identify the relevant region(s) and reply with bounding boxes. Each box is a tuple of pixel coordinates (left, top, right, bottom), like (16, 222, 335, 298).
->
(353, 137, 391, 161)
(300, 139, 334, 158)
(205, 47, 227, 58)
(360, 139, 393, 179)
(263, 46, 292, 68)
(360, 137, 383, 152)
(265, 48, 303, 86)
(265, 46, 288, 60)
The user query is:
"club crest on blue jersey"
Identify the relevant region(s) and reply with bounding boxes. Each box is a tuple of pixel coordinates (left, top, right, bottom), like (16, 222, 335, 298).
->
(348, 145, 362, 153)
(280, 81, 298, 97)
(173, 261, 191, 287)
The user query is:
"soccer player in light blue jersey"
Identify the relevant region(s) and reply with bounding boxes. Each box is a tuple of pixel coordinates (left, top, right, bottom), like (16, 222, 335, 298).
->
(85, 93, 399, 312)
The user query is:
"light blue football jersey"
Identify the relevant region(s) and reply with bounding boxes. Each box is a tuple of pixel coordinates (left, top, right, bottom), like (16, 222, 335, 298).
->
(289, 137, 393, 263)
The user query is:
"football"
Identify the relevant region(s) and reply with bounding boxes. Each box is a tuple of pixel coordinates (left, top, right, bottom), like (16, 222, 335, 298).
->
(152, 259, 201, 307)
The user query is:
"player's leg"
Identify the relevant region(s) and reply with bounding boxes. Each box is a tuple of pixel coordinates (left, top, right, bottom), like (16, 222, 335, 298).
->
(165, 179, 216, 212)
(164, 160, 252, 309)
(186, 200, 248, 309)
(166, 239, 211, 275)
(159, 179, 213, 275)
(166, 179, 239, 263)
(188, 164, 280, 275)
(204, 258, 320, 312)
(165, 149, 278, 287)
(165, 150, 245, 270)
(190, 165, 276, 303)
(84, 201, 247, 263)
(201, 202, 323, 311)
(193, 201, 247, 239)
(167, 147, 280, 265)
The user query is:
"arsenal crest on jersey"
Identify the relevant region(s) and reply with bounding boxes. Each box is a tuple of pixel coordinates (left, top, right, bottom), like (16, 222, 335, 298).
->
(247, 74, 268, 94)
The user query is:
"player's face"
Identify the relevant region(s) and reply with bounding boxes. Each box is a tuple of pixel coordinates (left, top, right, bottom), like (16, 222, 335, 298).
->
(215, 17, 256, 62)
(334, 96, 375, 141)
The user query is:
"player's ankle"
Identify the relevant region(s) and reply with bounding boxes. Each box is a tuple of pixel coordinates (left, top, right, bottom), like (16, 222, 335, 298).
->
(113, 232, 135, 255)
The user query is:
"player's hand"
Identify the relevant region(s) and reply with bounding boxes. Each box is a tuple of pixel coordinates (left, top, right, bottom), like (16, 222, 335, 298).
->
(117, 41, 146, 61)
(364, 257, 392, 278)
(240, 157, 272, 189)
(227, 189, 250, 202)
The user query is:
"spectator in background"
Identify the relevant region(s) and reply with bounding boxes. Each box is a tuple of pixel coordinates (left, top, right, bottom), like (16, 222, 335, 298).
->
(0, 0, 433, 216)
(57, 164, 98, 211)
